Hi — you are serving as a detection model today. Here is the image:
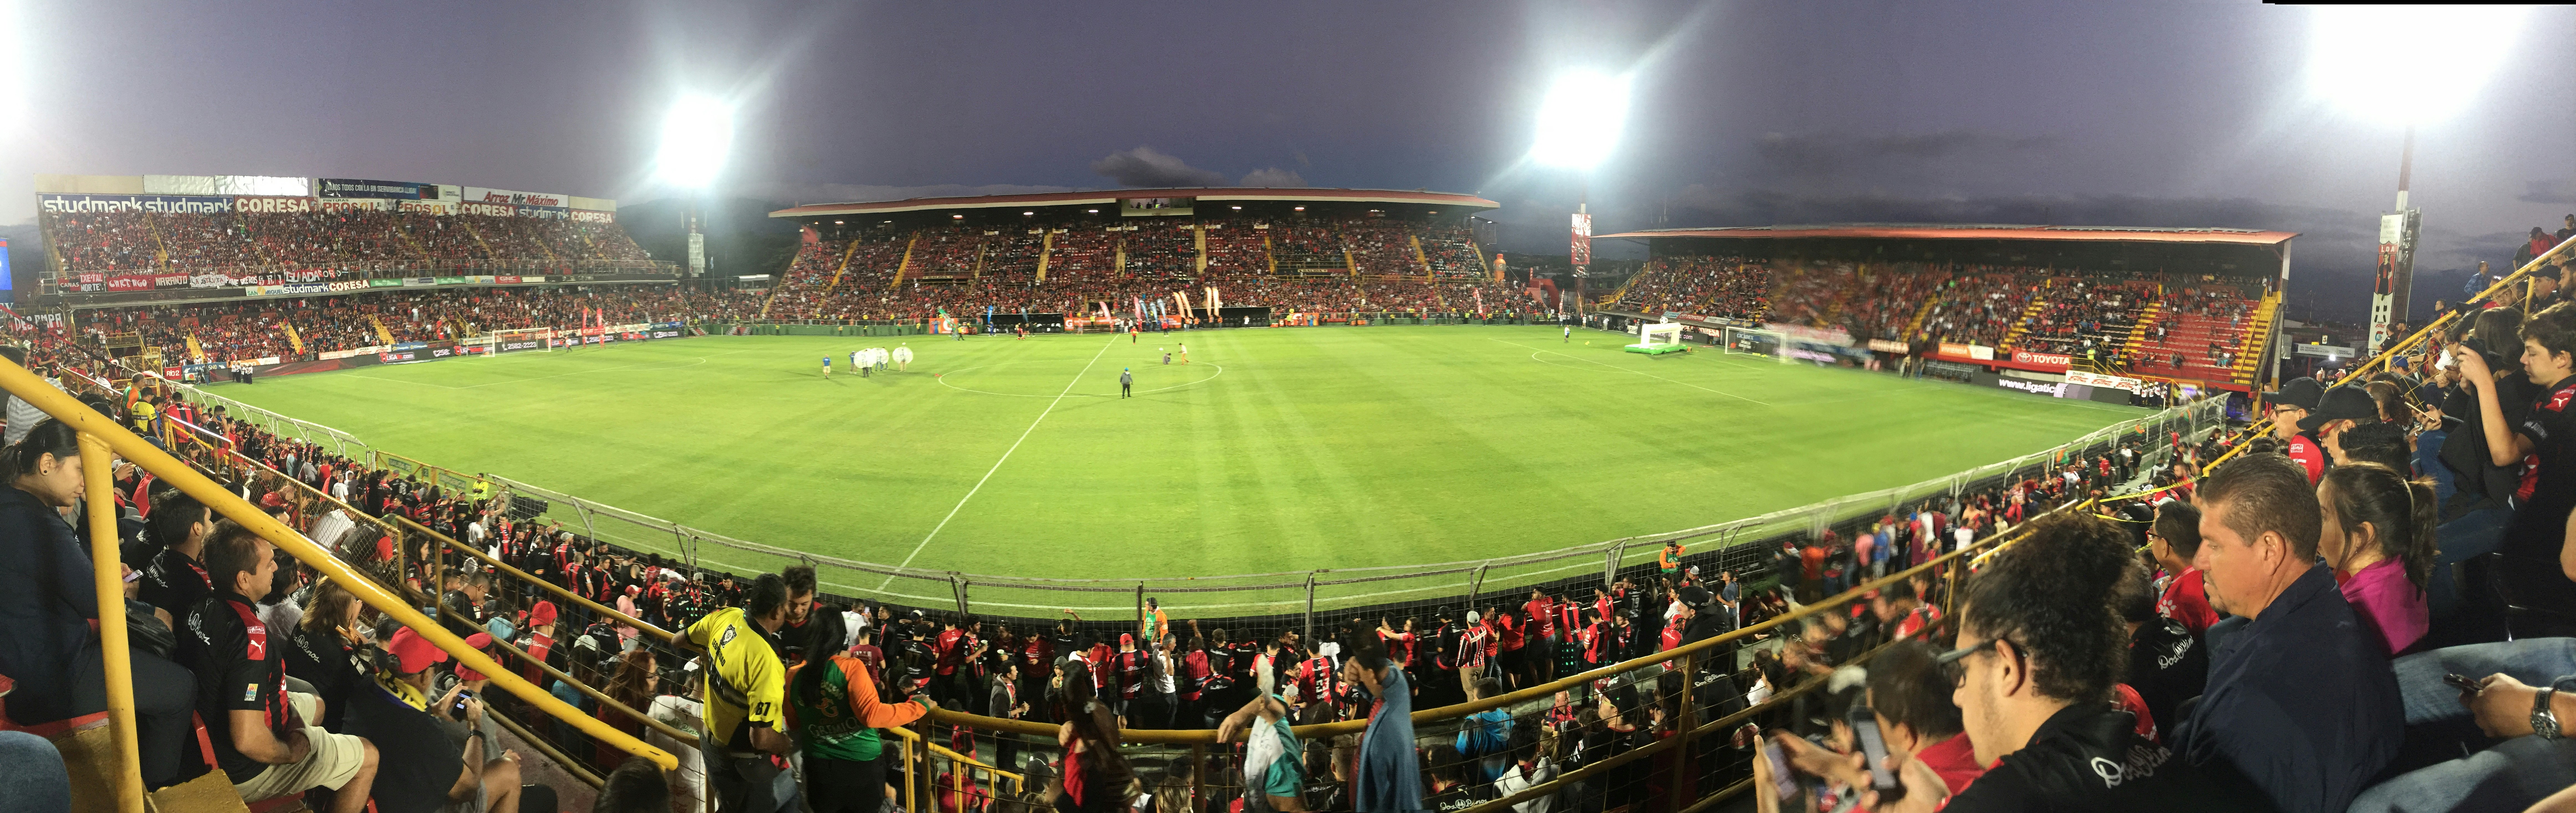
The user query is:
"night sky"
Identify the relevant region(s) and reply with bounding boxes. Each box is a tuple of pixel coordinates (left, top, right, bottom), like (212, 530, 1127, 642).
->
(4, 1, 2572, 321)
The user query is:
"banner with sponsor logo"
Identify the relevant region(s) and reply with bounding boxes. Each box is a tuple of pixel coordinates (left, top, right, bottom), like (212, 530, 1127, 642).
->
(396, 199, 454, 215)
(402, 277, 436, 287)
(2064, 370, 2142, 392)
(461, 187, 567, 208)
(232, 195, 317, 214)
(368, 278, 404, 287)
(317, 198, 394, 212)
(326, 280, 369, 292)
(39, 193, 231, 215)
(316, 178, 430, 199)
(2010, 350, 2072, 369)
(434, 276, 466, 285)
(1866, 339, 1909, 353)
(569, 209, 615, 223)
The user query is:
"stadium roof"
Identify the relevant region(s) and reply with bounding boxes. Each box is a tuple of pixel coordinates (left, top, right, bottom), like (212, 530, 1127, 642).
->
(772, 187, 1498, 218)
(1596, 223, 2297, 246)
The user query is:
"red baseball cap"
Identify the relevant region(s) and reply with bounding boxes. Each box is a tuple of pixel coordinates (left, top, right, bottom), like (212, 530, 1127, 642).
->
(525, 600, 558, 628)
(453, 632, 494, 682)
(386, 627, 450, 673)
(259, 491, 288, 509)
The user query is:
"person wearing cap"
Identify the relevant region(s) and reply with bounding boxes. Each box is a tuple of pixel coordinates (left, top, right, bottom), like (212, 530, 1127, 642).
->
(2261, 377, 2329, 484)
(343, 627, 535, 813)
(1119, 367, 1132, 398)
(2298, 385, 2383, 471)
(180, 521, 381, 811)
(515, 600, 562, 692)
(681, 572, 796, 812)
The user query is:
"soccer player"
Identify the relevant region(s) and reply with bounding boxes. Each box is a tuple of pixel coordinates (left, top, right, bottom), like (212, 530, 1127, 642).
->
(1120, 368, 1133, 398)
(821, 356, 830, 379)
(1564, 325, 1572, 343)
(860, 348, 871, 378)
(1131, 325, 1140, 344)
(893, 344, 913, 372)
(1178, 343, 1189, 364)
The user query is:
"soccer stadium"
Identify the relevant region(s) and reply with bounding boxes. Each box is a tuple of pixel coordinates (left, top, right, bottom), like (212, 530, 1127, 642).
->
(3, 6, 2574, 813)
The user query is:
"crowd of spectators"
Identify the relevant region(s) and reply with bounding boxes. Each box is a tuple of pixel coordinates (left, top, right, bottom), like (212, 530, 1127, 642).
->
(39, 209, 655, 274)
(76, 286, 759, 364)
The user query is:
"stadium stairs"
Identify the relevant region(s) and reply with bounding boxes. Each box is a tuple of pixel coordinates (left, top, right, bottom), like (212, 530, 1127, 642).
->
(2125, 292, 2263, 385)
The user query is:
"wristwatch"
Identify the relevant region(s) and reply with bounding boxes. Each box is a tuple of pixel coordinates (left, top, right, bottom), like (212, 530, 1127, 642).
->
(2536, 688, 2562, 741)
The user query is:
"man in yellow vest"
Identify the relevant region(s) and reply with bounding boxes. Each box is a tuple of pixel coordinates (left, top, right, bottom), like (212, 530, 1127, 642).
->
(683, 573, 795, 812)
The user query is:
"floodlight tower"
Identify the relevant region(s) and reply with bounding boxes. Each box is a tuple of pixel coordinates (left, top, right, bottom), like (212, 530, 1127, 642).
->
(658, 96, 734, 289)
(2310, 6, 2528, 351)
(1532, 70, 1631, 316)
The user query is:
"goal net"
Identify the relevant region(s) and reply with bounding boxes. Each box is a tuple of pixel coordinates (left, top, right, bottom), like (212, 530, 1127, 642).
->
(1624, 321, 1689, 355)
(482, 328, 555, 356)
(1723, 326, 1789, 362)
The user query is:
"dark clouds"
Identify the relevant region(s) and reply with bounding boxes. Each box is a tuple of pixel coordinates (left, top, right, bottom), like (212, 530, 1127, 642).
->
(1090, 147, 1227, 188)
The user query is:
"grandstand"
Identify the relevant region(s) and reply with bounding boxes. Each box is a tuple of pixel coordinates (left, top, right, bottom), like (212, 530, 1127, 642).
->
(18, 163, 2573, 813)
(1597, 223, 2295, 392)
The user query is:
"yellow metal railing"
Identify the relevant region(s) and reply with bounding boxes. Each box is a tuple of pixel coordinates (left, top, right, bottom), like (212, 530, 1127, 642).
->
(2202, 232, 2574, 475)
(0, 356, 682, 812)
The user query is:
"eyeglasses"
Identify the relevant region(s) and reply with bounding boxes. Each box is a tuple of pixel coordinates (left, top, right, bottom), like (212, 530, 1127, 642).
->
(1936, 636, 2017, 686)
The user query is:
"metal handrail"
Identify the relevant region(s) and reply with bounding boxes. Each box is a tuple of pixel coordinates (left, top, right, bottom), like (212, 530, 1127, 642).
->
(2202, 231, 2576, 476)
(0, 356, 682, 772)
(919, 499, 2077, 748)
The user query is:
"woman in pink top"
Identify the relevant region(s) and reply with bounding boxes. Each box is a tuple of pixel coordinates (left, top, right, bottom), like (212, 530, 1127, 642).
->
(2315, 463, 2437, 655)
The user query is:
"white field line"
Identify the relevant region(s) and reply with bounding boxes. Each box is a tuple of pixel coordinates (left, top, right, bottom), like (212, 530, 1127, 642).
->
(878, 334, 1117, 590)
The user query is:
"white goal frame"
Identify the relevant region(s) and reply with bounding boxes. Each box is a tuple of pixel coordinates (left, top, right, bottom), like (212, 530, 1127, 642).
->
(483, 328, 557, 356)
(1634, 321, 1685, 349)
(1722, 326, 1791, 362)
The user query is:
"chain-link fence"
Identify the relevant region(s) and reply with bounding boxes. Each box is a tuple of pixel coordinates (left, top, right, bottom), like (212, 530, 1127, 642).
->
(479, 396, 2226, 636)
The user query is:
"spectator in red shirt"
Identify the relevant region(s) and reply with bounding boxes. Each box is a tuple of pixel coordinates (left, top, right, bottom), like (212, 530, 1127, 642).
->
(2147, 502, 2220, 636)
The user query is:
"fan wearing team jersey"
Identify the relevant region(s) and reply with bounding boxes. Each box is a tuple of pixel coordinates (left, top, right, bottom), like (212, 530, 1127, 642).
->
(1108, 633, 1150, 719)
(1175, 621, 1214, 728)
(138, 484, 216, 618)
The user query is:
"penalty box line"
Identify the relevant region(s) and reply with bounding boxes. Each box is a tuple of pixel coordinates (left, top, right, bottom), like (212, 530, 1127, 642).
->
(880, 333, 1118, 588)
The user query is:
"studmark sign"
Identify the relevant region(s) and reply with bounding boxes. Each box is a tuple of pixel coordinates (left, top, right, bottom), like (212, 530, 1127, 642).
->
(39, 193, 231, 214)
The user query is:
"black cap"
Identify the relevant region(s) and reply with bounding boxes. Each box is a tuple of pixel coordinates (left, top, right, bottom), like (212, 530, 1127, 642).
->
(2264, 377, 2325, 411)
(2298, 385, 2380, 432)
(1677, 585, 1713, 607)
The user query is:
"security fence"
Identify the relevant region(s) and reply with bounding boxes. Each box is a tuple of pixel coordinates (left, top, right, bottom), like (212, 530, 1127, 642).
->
(479, 395, 2227, 633)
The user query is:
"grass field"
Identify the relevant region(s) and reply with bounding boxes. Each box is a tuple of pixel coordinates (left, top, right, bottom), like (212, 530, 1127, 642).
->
(215, 326, 2145, 582)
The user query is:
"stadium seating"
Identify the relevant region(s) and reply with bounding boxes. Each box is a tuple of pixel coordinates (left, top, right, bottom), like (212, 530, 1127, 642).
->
(38, 208, 653, 273)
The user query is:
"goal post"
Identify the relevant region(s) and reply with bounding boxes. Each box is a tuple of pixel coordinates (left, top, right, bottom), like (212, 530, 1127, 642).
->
(1722, 326, 1790, 362)
(1624, 321, 1690, 355)
(483, 328, 556, 356)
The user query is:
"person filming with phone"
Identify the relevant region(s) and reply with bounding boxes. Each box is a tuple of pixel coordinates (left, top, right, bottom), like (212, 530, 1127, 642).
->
(343, 627, 551, 813)
(1756, 639, 1990, 812)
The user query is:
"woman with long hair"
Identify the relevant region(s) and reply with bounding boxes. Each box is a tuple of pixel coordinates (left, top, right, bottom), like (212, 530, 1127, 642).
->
(1047, 662, 1139, 813)
(284, 577, 367, 732)
(0, 418, 195, 786)
(786, 606, 932, 813)
(2318, 463, 2439, 655)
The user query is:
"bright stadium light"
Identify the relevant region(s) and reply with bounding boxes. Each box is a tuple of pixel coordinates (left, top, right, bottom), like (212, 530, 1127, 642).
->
(2309, 6, 2530, 124)
(1530, 69, 1632, 169)
(656, 96, 734, 187)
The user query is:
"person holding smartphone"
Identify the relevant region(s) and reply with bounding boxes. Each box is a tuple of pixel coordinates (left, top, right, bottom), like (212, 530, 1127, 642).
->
(1765, 641, 1986, 804)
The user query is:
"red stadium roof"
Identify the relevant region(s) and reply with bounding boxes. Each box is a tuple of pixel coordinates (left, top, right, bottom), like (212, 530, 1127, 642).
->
(1596, 224, 2297, 246)
(771, 187, 1498, 218)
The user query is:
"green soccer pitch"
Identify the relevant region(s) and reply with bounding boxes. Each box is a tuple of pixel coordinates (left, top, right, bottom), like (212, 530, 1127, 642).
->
(214, 326, 2146, 580)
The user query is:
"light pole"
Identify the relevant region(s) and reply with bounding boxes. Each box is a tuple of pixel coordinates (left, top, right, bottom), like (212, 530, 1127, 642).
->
(1532, 69, 1630, 318)
(2309, 6, 2528, 350)
(658, 96, 733, 290)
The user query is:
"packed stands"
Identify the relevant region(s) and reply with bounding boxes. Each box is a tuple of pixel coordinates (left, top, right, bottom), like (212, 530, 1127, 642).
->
(77, 286, 757, 363)
(39, 208, 653, 273)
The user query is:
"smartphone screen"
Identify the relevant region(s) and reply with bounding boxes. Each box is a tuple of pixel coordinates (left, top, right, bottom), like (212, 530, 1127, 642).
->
(1759, 741, 1799, 801)
(1849, 708, 1905, 800)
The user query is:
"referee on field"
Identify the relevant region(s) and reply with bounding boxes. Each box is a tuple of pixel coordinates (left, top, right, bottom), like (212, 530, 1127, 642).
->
(1120, 368, 1133, 398)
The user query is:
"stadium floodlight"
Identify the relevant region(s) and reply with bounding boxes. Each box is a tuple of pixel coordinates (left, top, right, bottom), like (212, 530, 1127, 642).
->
(656, 95, 734, 188)
(2309, 6, 2530, 125)
(1530, 68, 1632, 169)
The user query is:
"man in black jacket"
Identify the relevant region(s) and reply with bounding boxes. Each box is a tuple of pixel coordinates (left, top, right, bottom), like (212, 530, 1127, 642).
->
(1872, 513, 2272, 812)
